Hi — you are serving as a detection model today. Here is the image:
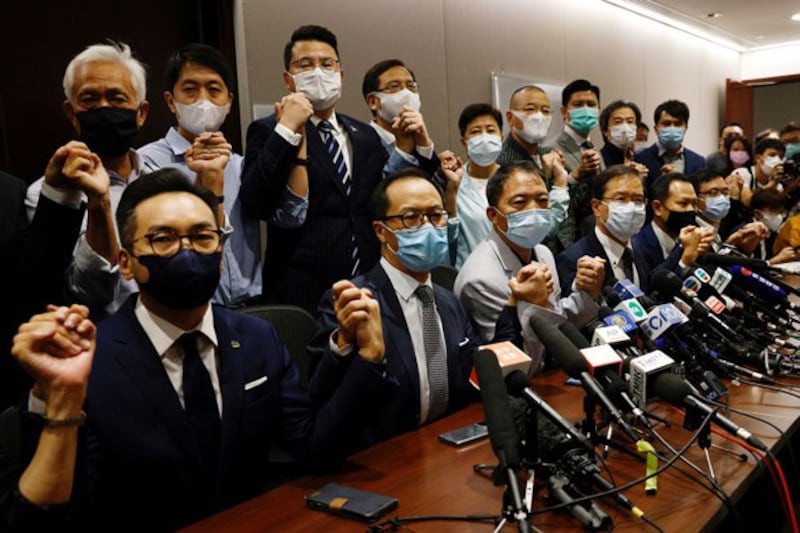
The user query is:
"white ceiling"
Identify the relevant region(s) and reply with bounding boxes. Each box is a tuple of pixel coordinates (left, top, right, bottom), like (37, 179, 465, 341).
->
(605, 0, 800, 50)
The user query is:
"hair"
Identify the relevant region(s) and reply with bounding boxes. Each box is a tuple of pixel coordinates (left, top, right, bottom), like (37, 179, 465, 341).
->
(688, 170, 724, 193)
(653, 99, 689, 125)
(637, 122, 649, 132)
(458, 103, 503, 137)
(719, 122, 743, 137)
(163, 43, 235, 93)
(754, 137, 785, 156)
(561, 79, 600, 107)
(361, 59, 415, 99)
(755, 128, 779, 144)
(592, 164, 642, 200)
(780, 121, 800, 138)
(508, 85, 546, 108)
(283, 25, 339, 70)
(63, 41, 147, 104)
(724, 134, 752, 156)
(599, 100, 642, 132)
(486, 161, 544, 208)
(751, 188, 784, 211)
(368, 167, 442, 220)
(116, 168, 219, 248)
(649, 172, 693, 204)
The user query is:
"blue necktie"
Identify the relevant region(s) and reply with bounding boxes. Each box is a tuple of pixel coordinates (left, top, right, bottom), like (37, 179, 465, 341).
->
(318, 120, 360, 277)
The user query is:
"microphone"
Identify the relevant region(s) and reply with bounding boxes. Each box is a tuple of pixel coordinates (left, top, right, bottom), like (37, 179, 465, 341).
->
(505, 370, 595, 454)
(698, 252, 773, 272)
(473, 350, 531, 532)
(728, 265, 794, 309)
(652, 373, 768, 451)
(613, 279, 645, 300)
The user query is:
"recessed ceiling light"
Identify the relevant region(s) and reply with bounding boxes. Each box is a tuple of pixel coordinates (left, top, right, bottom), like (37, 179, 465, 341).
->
(706, 12, 722, 18)
(792, 12, 800, 21)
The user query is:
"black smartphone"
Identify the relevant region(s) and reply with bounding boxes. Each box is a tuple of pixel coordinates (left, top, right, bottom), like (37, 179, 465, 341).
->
(438, 421, 489, 446)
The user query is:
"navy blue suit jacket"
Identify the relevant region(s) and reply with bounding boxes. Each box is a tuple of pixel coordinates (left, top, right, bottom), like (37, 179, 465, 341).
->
(87, 296, 392, 531)
(556, 229, 650, 295)
(634, 144, 706, 192)
(241, 114, 388, 313)
(307, 264, 482, 450)
(630, 223, 683, 289)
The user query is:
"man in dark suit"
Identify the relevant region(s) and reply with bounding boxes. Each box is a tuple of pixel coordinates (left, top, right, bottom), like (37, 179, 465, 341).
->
(241, 25, 388, 313)
(635, 99, 705, 192)
(631, 173, 714, 279)
(13, 169, 394, 531)
(557, 165, 649, 294)
(308, 170, 485, 450)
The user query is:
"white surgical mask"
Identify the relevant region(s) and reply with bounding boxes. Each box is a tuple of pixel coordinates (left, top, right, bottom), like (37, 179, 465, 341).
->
(372, 88, 421, 122)
(603, 201, 646, 242)
(633, 141, 649, 153)
(292, 68, 342, 110)
(761, 212, 785, 232)
(761, 155, 782, 178)
(174, 99, 229, 136)
(609, 124, 636, 150)
(511, 111, 551, 145)
(466, 134, 502, 167)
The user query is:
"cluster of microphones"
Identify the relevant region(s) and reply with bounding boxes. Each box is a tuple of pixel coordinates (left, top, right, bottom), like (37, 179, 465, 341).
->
(473, 252, 800, 531)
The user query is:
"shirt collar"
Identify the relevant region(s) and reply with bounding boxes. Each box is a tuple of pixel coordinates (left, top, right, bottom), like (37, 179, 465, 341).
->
(651, 220, 677, 258)
(380, 257, 432, 303)
(594, 225, 628, 263)
(370, 120, 396, 147)
(165, 126, 192, 157)
(488, 230, 525, 274)
(114, 149, 148, 184)
(310, 113, 342, 133)
(134, 296, 218, 358)
(565, 124, 589, 146)
(657, 142, 684, 158)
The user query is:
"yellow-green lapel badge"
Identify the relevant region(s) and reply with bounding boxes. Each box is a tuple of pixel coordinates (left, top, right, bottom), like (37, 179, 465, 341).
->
(231, 340, 241, 349)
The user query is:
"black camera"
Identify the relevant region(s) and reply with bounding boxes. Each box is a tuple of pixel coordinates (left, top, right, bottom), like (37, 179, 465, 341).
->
(784, 153, 800, 179)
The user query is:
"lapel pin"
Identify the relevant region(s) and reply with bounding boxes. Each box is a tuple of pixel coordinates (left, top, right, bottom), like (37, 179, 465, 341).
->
(231, 340, 241, 349)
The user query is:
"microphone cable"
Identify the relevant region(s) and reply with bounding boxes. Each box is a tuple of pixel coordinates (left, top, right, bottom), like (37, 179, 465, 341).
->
(528, 408, 720, 532)
(738, 377, 800, 401)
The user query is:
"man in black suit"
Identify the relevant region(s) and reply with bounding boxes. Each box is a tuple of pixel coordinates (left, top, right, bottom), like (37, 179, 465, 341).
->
(308, 170, 497, 450)
(557, 165, 649, 294)
(241, 25, 388, 313)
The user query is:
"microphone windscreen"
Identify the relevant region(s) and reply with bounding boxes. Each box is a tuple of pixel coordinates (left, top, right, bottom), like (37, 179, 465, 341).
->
(597, 306, 615, 319)
(505, 369, 531, 398)
(558, 321, 592, 350)
(651, 372, 693, 406)
(698, 253, 769, 271)
(602, 286, 621, 307)
(528, 315, 587, 377)
(474, 349, 521, 467)
(650, 269, 682, 299)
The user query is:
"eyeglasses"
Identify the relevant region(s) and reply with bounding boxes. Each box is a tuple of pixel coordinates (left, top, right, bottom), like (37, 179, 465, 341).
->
(699, 188, 730, 198)
(376, 81, 419, 94)
(131, 229, 225, 257)
(290, 57, 340, 72)
(602, 196, 646, 207)
(382, 209, 449, 229)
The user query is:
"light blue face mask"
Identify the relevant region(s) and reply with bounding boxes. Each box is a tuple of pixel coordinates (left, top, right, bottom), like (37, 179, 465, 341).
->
(499, 208, 552, 248)
(387, 223, 449, 272)
(702, 195, 731, 222)
(568, 107, 599, 134)
(658, 127, 685, 150)
(785, 143, 800, 161)
(466, 133, 503, 167)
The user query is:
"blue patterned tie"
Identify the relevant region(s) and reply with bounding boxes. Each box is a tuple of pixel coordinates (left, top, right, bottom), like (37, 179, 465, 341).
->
(318, 120, 360, 277)
(415, 285, 449, 421)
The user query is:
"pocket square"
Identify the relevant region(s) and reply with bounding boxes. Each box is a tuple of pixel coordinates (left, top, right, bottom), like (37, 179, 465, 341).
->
(458, 337, 470, 347)
(244, 376, 268, 390)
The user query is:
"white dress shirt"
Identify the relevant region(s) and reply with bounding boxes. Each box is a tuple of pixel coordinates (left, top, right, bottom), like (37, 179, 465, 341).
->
(594, 226, 639, 287)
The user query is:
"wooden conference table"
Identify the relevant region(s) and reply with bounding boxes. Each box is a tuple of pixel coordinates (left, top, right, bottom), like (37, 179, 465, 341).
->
(183, 368, 800, 532)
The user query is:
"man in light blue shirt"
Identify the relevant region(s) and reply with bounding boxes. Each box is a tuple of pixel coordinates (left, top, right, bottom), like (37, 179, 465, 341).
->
(138, 43, 262, 307)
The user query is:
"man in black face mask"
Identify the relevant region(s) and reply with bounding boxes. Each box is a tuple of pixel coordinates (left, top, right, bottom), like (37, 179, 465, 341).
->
(24, 42, 149, 318)
(20, 168, 393, 531)
(631, 172, 714, 275)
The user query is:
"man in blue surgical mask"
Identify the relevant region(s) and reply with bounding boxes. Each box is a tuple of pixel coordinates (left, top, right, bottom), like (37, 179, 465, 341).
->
(455, 162, 602, 369)
(548, 79, 603, 248)
(635, 99, 705, 192)
(307, 168, 501, 450)
(557, 165, 649, 293)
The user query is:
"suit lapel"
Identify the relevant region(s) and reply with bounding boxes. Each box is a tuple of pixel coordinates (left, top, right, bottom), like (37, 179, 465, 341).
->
(433, 287, 461, 387)
(587, 231, 618, 286)
(340, 114, 363, 193)
(110, 301, 200, 465)
(213, 308, 244, 478)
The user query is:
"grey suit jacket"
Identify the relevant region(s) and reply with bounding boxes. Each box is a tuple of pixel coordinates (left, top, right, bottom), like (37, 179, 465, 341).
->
(454, 231, 598, 370)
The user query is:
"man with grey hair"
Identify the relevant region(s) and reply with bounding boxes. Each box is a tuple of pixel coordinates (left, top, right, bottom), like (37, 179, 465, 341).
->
(26, 41, 236, 318)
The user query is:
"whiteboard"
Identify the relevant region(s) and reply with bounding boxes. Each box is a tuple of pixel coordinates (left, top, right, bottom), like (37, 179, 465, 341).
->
(490, 72, 565, 148)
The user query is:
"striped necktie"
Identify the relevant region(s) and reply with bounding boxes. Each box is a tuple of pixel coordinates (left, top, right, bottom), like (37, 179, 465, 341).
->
(415, 284, 449, 421)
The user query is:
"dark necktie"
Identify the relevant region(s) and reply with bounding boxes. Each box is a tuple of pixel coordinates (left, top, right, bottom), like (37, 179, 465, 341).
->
(178, 332, 220, 481)
(318, 120, 360, 277)
(620, 247, 634, 282)
(415, 285, 449, 421)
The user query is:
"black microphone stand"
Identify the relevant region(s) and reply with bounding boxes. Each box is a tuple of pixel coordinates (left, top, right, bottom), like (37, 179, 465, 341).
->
(491, 449, 531, 533)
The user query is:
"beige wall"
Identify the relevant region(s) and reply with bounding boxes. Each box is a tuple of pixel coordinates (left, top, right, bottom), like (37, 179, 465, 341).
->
(237, 0, 740, 157)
